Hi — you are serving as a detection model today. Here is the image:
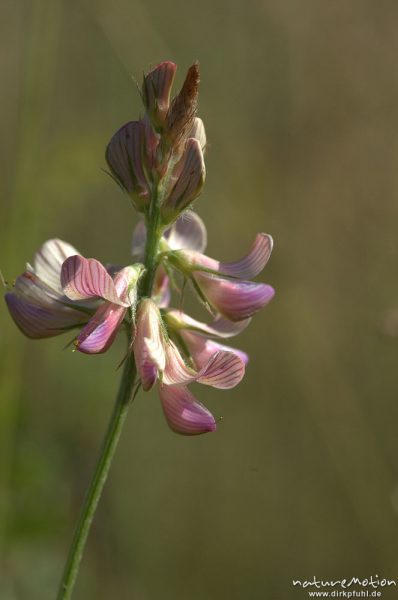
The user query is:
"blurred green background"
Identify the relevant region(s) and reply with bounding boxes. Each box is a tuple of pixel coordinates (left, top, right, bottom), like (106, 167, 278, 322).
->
(2, 0, 398, 598)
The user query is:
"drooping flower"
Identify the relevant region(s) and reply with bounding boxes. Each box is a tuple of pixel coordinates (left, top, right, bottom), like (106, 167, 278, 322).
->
(61, 255, 144, 354)
(132, 297, 245, 434)
(5, 239, 96, 339)
(163, 309, 250, 368)
(166, 232, 275, 321)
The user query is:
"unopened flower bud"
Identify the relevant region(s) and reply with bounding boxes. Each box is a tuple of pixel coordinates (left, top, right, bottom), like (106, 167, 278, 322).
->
(161, 138, 205, 224)
(166, 63, 200, 149)
(105, 121, 150, 211)
(142, 61, 177, 132)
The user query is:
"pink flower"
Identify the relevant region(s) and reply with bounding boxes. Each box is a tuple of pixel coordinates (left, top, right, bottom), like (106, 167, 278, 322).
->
(133, 298, 245, 434)
(167, 232, 275, 321)
(61, 255, 144, 354)
(5, 239, 96, 339)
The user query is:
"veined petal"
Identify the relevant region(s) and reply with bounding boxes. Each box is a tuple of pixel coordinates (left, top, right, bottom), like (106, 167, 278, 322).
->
(181, 331, 249, 368)
(134, 299, 166, 391)
(33, 238, 81, 293)
(76, 303, 126, 354)
(159, 385, 216, 435)
(132, 211, 207, 259)
(5, 292, 88, 339)
(164, 211, 207, 253)
(161, 138, 205, 222)
(195, 273, 275, 321)
(105, 120, 149, 209)
(164, 309, 251, 339)
(61, 256, 128, 306)
(171, 233, 273, 280)
(218, 234, 273, 279)
(163, 342, 245, 389)
(143, 61, 177, 128)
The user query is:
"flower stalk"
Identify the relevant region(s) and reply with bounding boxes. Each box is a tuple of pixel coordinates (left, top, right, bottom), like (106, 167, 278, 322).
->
(56, 352, 136, 600)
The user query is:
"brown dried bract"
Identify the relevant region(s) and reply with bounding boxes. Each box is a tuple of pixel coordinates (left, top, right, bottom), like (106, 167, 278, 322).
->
(166, 63, 200, 149)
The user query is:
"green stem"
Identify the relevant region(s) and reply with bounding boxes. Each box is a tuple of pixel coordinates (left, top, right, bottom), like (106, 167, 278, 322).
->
(56, 353, 137, 600)
(141, 204, 162, 297)
(56, 193, 163, 600)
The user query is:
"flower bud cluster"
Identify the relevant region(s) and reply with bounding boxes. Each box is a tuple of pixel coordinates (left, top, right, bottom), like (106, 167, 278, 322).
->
(106, 61, 205, 225)
(5, 61, 275, 435)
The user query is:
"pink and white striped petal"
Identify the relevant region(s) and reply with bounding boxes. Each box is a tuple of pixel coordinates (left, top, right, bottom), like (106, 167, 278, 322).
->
(181, 330, 249, 368)
(163, 342, 245, 389)
(61, 256, 128, 306)
(165, 309, 251, 339)
(76, 303, 126, 354)
(33, 238, 81, 293)
(173, 233, 273, 280)
(134, 299, 166, 391)
(195, 273, 275, 321)
(5, 292, 88, 339)
(159, 385, 216, 435)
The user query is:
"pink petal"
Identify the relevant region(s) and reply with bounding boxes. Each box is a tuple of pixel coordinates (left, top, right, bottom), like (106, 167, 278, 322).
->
(173, 233, 273, 280)
(165, 309, 251, 338)
(132, 211, 207, 259)
(195, 273, 275, 321)
(143, 61, 177, 126)
(163, 342, 245, 389)
(217, 233, 273, 279)
(165, 210, 207, 253)
(105, 121, 149, 207)
(5, 292, 88, 339)
(76, 303, 126, 354)
(33, 238, 81, 293)
(61, 256, 128, 306)
(159, 385, 216, 435)
(161, 139, 205, 221)
(181, 331, 249, 368)
(134, 299, 166, 391)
